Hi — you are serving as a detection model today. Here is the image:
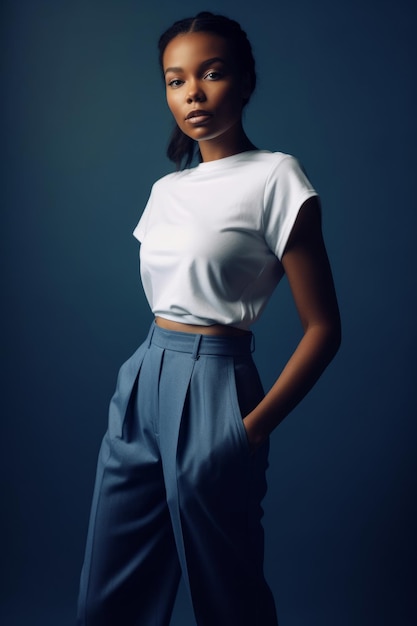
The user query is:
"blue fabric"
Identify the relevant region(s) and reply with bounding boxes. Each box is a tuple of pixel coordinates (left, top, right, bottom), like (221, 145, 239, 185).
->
(77, 323, 278, 625)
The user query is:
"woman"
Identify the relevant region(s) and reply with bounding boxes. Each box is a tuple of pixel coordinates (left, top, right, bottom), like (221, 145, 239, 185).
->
(77, 11, 341, 626)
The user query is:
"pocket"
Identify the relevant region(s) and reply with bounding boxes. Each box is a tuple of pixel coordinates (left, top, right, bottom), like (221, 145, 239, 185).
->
(227, 360, 253, 457)
(107, 342, 147, 439)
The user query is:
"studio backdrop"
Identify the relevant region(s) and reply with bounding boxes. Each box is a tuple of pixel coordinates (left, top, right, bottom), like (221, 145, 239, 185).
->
(2, 1, 416, 625)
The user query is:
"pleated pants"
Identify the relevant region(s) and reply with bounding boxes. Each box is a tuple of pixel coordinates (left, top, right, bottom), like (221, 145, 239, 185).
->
(77, 322, 278, 625)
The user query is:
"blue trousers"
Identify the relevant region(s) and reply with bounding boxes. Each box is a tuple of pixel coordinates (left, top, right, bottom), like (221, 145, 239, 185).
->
(77, 323, 278, 625)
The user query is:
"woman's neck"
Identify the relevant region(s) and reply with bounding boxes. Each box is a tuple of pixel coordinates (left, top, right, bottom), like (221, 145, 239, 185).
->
(198, 124, 257, 163)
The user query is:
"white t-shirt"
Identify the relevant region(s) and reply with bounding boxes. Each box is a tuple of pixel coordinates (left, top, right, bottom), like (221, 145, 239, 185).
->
(133, 150, 318, 330)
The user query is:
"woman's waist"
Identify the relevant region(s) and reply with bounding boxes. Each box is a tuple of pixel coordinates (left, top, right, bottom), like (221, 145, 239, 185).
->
(155, 316, 250, 337)
(148, 320, 254, 357)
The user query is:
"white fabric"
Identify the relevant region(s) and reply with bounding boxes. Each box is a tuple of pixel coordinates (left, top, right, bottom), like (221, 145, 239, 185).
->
(133, 150, 318, 330)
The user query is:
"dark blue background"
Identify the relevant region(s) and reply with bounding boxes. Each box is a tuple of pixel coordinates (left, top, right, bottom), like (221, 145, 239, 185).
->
(2, 1, 416, 624)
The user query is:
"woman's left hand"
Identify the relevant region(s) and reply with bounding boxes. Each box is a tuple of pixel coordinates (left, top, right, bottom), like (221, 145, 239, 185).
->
(242, 413, 265, 455)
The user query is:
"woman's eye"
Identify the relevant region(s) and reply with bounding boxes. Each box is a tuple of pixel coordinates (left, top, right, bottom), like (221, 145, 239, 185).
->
(204, 71, 221, 80)
(167, 79, 183, 88)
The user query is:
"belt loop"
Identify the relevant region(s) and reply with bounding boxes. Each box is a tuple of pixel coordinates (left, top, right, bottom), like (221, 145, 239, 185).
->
(147, 322, 156, 348)
(250, 332, 255, 354)
(191, 334, 203, 360)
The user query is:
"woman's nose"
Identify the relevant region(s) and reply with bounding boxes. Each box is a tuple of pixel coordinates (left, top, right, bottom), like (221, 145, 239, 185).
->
(186, 81, 206, 103)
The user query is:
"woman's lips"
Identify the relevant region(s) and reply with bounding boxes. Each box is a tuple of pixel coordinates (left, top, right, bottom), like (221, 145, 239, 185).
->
(185, 111, 212, 125)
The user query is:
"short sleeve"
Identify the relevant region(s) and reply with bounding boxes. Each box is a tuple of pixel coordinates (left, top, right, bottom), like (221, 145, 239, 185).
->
(133, 185, 155, 243)
(263, 155, 318, 260)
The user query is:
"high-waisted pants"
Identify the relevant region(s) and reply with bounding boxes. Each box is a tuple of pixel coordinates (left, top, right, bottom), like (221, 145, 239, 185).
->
(77, 323, 278, 626)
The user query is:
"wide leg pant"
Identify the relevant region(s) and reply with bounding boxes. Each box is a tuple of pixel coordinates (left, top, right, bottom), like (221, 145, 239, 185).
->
(77, 323, 278, 626)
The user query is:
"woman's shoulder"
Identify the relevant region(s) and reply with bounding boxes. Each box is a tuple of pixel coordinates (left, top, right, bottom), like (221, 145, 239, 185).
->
(237, 151, 310, 186)
(253, 150, 304, 168)
(149, 169, 188, 193)
(234, 150, 306, 178)
(150, 150, 304, 190)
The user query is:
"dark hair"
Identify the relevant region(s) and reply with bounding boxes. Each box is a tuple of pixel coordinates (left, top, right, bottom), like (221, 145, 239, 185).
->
(158, 11, 257, 170)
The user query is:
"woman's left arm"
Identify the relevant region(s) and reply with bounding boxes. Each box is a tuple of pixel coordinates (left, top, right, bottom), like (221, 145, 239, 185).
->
(243, 196, 342, 451)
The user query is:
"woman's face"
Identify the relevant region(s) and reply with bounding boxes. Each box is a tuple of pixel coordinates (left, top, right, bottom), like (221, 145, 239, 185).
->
(162, 31, 250, 150)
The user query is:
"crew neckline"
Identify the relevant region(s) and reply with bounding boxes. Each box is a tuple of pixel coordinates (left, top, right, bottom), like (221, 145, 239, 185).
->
(194, 149, 271, 171)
